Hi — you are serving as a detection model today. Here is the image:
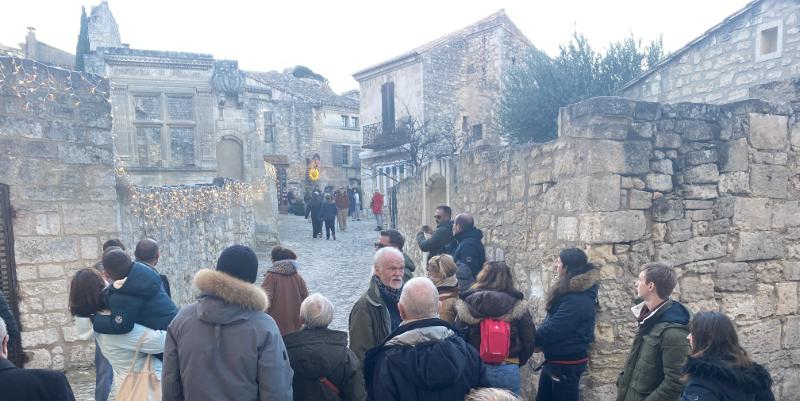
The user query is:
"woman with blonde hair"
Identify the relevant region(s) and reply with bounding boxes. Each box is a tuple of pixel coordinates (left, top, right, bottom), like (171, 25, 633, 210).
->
(425, 254, 459, 324)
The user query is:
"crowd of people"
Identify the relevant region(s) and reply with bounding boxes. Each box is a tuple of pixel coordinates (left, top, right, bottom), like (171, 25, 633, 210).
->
(0, 204, 778, 401)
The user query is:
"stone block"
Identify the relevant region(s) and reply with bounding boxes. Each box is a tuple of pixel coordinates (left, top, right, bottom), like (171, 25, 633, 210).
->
(80, 236, 99, 260)
(715, 263, 754, 291)
(629, 190, 652, 209)
(14, 237, 78, 264)
(37, 264, 64, 279)
(721, 138, 749, 172)
(772, 201, 800, 228)
(688, 209, 714, 221)
(651, 159, 673, 175)
(653, 198, 684, 222)
(562, 114, 632, 140)
(646, 174, 673, 192)
(675, 119, 720, 141)
(666, 229, 692, 243)
(652, 223, 667, 242)
(542, 174, 620, 212)
(578, 211, 647, 244)
(62, 202, 117, 235)
(683, 149, 719, 166)
(555, 139, 651, 177)
(684, 260, 718, 274)
(683, 163, 720, 184)
(719, 172, 749, 194)
(681, 185, 718, 200)
(784, 316, 800, 349)
(684, 200, 714, 209)
(511, 175, 525, 200)
(632, 121, 654, 138)
(655, 133, 682, 149)
(658, 235, 728, 266)
(776, 283, 798, 315)
(752, 151, 789, 165)
(692, 219, 730, 236)
(748, 113, 788, 150)
(35, 213, 61, 235)
(21, 328, 59, 348)
(735, 231, 784, 261)
(556, 216, 579, 241)
(733, 197, 772, 230)
(721, 293, 758, 320)
(740, 319, 782, 354)
(680, 275, 715, 302)
(792, 121, 800, 149)
(668, 218, 693, 232)
(784, 262, 800, 281)
(750, 165, 789, 199)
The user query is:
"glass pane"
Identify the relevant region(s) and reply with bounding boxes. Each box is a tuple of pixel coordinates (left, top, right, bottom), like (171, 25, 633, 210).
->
(136, 126, 162, 167)
(133, 96, 161, 121)
(170, 127, 195, 167)
(167, 96, 194, 120)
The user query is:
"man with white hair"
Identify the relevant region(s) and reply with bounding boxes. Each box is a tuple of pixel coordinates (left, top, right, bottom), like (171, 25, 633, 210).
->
(363, 277, 485, 401)
(0, 318, 77, 401)
(283, 293, 365, 401)
(349, 247, 405, 362)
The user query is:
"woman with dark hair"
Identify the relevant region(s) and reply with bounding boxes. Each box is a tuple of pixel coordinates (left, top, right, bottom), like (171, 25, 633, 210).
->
(68, 268, 166, 393)
(261, 246, 309, 335)
(454, 261, 535, 395)
(681, 311, 775, 401)
(534, 248, 600, 401)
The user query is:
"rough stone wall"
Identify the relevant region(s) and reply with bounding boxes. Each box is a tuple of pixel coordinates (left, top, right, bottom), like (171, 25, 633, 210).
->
(396, 95, 800, 400)
(622, 0, 800, 104)
(0, 57, 117, 370)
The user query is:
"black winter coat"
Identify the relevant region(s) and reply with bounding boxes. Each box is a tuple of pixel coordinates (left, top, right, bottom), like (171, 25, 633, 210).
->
(535, 267, 600, 361)
(283, 328, 366, 401)
(364, 318, 485, 401)
(454, 289, 536, 365)
(0, 358, 76, 401)
(305, 199, 322, 220)
(452, 228, 485, 292)
(321, 202, 338, 221)
(93, 262, 177, 334)
(0, 292, 23, 367)
(415, 220, 454, 260)
(681, 357, 775, 401)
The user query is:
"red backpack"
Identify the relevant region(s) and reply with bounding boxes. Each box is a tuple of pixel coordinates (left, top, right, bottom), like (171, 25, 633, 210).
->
(479, 318, 511, 364)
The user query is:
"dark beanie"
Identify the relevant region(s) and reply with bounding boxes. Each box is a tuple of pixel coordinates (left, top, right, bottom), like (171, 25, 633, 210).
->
(216, 245, 259, 283)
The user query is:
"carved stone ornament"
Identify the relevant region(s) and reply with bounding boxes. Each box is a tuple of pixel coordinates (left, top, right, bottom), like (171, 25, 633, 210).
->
(212, 60, 245, 108)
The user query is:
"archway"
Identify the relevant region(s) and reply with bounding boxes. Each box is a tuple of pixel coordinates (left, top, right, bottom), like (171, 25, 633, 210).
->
(216, 138, 244, 181)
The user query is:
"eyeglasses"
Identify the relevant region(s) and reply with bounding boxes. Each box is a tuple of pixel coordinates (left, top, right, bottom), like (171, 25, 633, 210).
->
(374, 242, 387, 249)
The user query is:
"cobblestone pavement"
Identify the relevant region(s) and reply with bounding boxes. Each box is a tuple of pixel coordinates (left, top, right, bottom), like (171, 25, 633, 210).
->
(67, 213, 378, 399)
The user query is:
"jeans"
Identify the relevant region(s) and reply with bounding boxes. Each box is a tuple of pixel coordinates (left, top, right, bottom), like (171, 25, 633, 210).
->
(485, 363, 520, 395)
(535, 362, 586, 401)
(95, 339, 113, 401)
(324, 218, 336, 239)
(375, 212, 383, 228)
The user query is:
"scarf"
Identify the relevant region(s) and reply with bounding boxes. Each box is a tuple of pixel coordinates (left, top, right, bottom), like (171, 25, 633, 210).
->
(269, 259, 298, 275)
(433, 274, 458, 289)
(372, 275, 402, 303)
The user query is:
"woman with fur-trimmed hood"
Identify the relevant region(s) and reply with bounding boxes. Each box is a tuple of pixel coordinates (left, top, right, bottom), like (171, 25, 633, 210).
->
(534, 248, 600, 401)
(454, 261, 535, 395)
(162, 245, 293, 401)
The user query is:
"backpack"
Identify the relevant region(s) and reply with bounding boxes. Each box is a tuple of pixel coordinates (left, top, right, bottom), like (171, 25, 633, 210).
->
(479, 318, 511, 364)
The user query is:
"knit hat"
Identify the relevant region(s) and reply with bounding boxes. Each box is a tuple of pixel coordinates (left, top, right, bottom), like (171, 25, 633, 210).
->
(216, 245, 259, 283)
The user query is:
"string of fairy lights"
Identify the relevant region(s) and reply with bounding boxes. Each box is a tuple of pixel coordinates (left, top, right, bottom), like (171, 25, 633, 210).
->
(1, 55, 278, 229)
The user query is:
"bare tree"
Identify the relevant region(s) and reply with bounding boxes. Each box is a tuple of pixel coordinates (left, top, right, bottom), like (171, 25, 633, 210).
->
(394, 105, 459, 169)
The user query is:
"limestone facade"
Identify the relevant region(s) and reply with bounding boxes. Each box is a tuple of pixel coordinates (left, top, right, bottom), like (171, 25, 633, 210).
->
(395, 94, 800, 400)
(622, 0, 800, 104)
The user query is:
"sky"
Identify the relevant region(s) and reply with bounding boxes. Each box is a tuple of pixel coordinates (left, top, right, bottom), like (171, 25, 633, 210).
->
(0, 0, 752, 93)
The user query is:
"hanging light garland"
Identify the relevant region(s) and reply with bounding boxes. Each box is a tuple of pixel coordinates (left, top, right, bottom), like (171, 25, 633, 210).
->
(0, 56, 107, 111)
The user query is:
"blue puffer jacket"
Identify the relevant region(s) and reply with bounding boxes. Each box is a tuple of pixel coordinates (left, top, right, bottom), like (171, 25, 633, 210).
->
(535, 267, 601, 361)
(93, 262, 177, 334)
(321, 202, 338, 221)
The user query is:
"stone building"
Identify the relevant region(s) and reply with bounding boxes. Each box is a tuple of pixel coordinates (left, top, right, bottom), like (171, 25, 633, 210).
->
(393, 93, 800, 400)
(0, 27, 75, 69)
(353, 10, 533, 201)
(621, 0, 800, 104)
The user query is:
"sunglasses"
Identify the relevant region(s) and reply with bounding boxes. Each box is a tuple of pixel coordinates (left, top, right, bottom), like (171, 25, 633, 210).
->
(374, 242, 387, 249)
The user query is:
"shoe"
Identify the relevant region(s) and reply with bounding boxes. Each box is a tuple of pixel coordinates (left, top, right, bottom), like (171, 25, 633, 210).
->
(333, 235, 336, 240)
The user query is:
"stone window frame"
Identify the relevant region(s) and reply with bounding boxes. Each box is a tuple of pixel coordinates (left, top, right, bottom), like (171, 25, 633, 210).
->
(131, 90, 198, 168)
(264, 111, 276, 142)
(754, 19, 783, 63)
(351, 116, 359, 129)
(341, 115, 349, 127)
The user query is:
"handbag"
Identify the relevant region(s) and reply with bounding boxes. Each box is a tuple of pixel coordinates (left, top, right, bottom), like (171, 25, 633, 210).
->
(116, 331, 162, 401)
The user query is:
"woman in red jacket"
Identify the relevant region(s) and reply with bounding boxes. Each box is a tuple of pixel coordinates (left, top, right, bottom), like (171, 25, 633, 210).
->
(370, 190, 384, 231)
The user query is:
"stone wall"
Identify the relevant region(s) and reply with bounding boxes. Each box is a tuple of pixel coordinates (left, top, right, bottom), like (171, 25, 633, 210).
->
(395, 95, 800, 400)
(0, 57, 117, 369)
(622, 0, 800, 104)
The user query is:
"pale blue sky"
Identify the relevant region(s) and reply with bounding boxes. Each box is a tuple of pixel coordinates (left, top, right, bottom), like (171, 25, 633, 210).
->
(0, 0, 751, 93)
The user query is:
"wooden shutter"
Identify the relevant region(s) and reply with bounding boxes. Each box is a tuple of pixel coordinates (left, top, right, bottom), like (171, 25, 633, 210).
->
(0, 184, 20, 324)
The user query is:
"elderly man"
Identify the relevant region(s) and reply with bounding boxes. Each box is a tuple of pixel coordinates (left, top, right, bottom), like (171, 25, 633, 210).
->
(377, 229, 416, 282)
(0, 318, 77, 401)
(349, 247, 405, 362)
(283, 294, 365, 401)
(363, 277, 485, 401)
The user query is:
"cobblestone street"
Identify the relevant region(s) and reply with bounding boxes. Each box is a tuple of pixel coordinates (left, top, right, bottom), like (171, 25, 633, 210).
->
(67, 213, 379, 399)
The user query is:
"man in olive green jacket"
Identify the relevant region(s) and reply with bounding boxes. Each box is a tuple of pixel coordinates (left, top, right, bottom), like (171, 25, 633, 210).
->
(348, 247, 405, 362)
(617, 263, 691, 401)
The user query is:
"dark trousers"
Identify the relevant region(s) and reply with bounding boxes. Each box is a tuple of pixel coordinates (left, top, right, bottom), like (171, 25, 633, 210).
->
(535, 362, 586, 401)
(95, 339, 113, 401)
(311, 217, 322, 238)
(324, 218, 336, 239)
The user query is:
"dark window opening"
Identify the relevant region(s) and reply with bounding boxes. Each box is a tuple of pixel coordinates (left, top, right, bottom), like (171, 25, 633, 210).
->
(472, 124, 483, 140)
(264, 112, 275, 142)
(381, 82, 395, 133)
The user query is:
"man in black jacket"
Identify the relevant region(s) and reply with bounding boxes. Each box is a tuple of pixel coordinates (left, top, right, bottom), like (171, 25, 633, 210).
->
(452, 213, 486, 292)
(415, 205, 454, 261)
(364, 277, 485, 401)
(0, 318, 76, 401)
(134, 238, 172, 298)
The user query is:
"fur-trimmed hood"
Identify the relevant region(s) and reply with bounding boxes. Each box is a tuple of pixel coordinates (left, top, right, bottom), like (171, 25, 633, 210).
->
(194, 269, 269, 325)
(454, 290, 528, 325)
(545, 267, 601, 308)
(683, 356, 773, 396)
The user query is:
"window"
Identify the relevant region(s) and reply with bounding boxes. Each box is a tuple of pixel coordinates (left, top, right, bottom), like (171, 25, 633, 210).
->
(755, 21, 782, 62)
(351, 146, 361, 168)
(264, 111, 275, 142)
(381, 82, 395, 133)
(351, 116, 359, 129)
(462, 116, 469, 133)
(133, 93, 196, 167)
(341, 115, 349, 127)
(332, 144, 351, 166)
(472, 124, 483, 140)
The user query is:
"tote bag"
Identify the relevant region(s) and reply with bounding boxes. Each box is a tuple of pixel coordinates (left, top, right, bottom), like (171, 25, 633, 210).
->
(116, 332, 162, 401)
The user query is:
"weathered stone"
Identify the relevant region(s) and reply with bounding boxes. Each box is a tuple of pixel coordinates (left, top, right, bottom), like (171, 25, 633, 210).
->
(683, 149, 719, 166)
(750, 164, 789, 199)
(683, 163, 720, 184)
(721, 293, 758, 320)
(37, 264, 64, 279)
(688, 209, 714, 221)
(783, 316, 800, 350)
(21, 328, 59, 348)
(80, 236, 99, 260)
(719, 171, 749, 194)
(655, 132, 682, 149)
(681, 184, 718, 200)
(776, 282, 798, 315)
(629, 190, 652, 209)
(652, 223, 667, 242)
(62, 202, 117, 235)
(652, 198, 685, 222)
(716, 262, 754, 292)
(784, 262, 800, 281)
(720, 138, 749, 172)
(792, 121, 800, 149)
(733, 197, 772, 230)
(675, 119, 720, 141)
(684, 260, 718, 274)
(753, 261, 784, 284)
(668, 218, 693, 232)
(555, 139, 651, 176)
(748, 113, 788, 150)
(680, 275, 715, 302)
(735, 231, 784, 261)
(772, 201, 800, 228)
(35, 212, 61, 235)
(666, 229, 692, 243)
(14, 237, 79, 264)
(684, 200, 714, 209)
(658, 235, 728, 266)
(646, 174, 673, 192)
(578, 211, 647, 244)
(651, 159, 673, 175)
(692, 219, 731, 236)
(632, 121, 655, 138)
(739, 319, 782, 353)
(556, 216, 579, 241)
(752, 151, 789, 165)
(543, 174, 621, 212)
